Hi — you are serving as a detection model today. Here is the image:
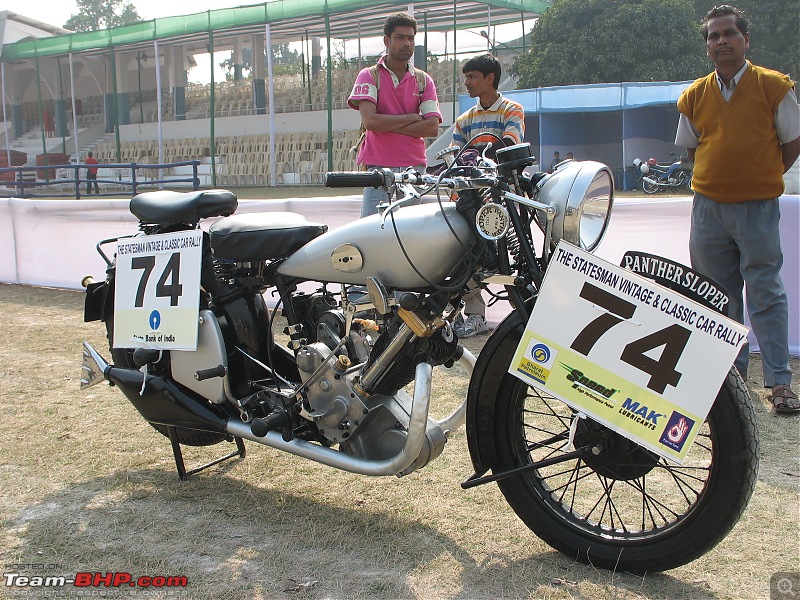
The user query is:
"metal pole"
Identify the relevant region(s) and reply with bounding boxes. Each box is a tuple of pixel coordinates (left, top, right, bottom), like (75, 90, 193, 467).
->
(266, 23, 276, 187)
(154, 39, 164, 188)
(57, 58, 66, 154)
(325, 10, 333, 172)
(452, 0, 457, 122)
(1, 63, 12, 173)
(68, 54, 80, 163)
(109, 48, 121, 164)
(136, 53, 145, 124)
(34, 52, 49, 182)
(487, 6, 492, 50)
(305, 32, 312, 109)
(208, 21, 217, 187)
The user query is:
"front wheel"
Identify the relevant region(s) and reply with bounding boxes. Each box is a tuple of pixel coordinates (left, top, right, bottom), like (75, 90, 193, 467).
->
(641, 177, 660, 194)
(493, 368, 758, 572)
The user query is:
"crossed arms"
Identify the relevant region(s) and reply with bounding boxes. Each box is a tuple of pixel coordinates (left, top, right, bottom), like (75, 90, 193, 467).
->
(358, 101, 440, 138)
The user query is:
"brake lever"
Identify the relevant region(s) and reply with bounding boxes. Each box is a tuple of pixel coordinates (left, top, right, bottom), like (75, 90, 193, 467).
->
(380, 189, 420, 228)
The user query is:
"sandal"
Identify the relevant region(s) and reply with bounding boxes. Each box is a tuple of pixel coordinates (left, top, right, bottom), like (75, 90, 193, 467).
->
(770, 384, 800, 414)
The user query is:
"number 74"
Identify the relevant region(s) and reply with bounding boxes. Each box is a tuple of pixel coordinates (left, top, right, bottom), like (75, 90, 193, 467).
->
(570, 282, 690, 394)
(131, 252, 183, 307)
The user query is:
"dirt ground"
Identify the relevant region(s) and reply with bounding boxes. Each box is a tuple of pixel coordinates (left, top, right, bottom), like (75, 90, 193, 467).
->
(0, 283, 797, 600)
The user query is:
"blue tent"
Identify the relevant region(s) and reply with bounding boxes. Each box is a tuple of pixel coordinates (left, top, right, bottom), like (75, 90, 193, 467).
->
(460, 80, 692, 189)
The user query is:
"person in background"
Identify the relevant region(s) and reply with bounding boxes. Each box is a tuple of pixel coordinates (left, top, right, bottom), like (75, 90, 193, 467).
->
(566, 152, 574, 161)
(675, 4, 800, 413)
(549, 150, 561, 173)
(451, 54, 525, 338)
(348, 12, 442, 217)
(85, 151, 99, 195)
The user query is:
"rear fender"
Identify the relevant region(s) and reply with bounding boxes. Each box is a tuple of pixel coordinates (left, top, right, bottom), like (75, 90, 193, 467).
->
(465, 310, 526, 474)
(84, 279, 113, 323)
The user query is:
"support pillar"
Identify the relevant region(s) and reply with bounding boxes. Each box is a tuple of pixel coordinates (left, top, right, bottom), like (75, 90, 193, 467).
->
(252, 33, 266, 115)
(115, 51, 130, 126)
(170, 45, 187, 120)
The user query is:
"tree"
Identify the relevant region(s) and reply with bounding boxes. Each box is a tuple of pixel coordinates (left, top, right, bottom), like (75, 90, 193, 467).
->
(64, 0, 141, 32)
(691, 0, 799, 77)
(219, 44, 304, 80)
(512, 0, 708, 88)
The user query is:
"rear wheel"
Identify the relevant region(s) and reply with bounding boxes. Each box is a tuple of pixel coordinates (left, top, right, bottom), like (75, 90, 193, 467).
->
(492, 368, 758, 572)
(672, 169, 692, 190)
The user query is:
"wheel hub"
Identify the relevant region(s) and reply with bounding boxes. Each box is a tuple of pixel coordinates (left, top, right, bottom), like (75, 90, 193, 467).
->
(574, 422, 659, 480)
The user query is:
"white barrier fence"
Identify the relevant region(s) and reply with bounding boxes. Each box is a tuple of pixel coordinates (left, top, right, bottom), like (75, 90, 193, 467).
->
(1, 195, 797, 356)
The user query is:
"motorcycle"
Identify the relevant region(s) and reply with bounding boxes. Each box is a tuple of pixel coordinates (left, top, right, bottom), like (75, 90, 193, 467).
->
(80, 140, 757, 573)
(633, 154, 693, 194)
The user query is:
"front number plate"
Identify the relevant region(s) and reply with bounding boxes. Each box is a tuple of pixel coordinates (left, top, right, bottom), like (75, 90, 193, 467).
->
(508, 240, 748, 463)
(113, 230, 203, 350)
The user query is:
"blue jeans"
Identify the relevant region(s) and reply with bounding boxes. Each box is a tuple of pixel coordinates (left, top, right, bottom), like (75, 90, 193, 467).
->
(689, 192, 791, 386)
(361, 164, 425, 218)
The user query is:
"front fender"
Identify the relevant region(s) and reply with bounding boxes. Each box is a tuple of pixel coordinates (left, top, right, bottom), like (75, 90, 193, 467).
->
(465, 309, 527, 475)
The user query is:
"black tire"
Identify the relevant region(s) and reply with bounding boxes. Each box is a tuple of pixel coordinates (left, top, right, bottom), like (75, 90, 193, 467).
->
(492, 367, 759, 572)
(105, 317, 227, 448)
(641, 177, 659, 194)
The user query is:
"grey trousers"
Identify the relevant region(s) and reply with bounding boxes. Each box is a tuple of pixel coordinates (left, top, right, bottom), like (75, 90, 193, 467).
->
(689, 192, 791, 386)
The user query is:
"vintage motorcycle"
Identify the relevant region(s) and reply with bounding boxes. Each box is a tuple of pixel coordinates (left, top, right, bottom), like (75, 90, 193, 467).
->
(633, 154, 693, 194)
(80, 141, 758, 573)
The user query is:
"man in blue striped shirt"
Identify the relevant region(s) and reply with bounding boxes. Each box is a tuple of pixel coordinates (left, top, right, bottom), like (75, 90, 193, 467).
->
(453, 55, 525, 153)
(452, 54, 525, 338)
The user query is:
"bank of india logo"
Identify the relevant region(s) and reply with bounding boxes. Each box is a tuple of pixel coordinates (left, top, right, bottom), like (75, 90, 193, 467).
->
(530, 343, 551, 364)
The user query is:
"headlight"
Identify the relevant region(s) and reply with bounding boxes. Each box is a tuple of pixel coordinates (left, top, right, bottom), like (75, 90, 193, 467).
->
(536, 161, 614, 252)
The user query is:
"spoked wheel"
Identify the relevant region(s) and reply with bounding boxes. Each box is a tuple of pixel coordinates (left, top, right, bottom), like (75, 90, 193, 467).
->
(641, 177, 660, 194)
(492, 368, 758, 572)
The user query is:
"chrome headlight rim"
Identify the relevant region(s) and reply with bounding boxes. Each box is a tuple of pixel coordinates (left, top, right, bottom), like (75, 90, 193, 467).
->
(537, 161, 614, 252)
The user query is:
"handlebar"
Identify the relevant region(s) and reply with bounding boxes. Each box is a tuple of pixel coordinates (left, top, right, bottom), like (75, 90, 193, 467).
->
(324, 169, 390, 189)
(325, 167, 497, 192)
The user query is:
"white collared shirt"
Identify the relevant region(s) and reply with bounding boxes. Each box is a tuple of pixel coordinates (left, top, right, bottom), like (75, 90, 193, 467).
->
(715, 61, 749, 101)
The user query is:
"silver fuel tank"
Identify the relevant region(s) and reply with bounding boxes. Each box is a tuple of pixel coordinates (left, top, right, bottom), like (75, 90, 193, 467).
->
(277, 203, 472, 289)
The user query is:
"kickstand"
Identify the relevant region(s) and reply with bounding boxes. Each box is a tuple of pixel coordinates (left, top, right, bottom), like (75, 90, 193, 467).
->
(167, 426, 246, 481)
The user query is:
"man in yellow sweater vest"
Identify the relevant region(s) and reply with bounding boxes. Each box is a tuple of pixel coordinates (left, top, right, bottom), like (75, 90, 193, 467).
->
(676, 5, 800, 413)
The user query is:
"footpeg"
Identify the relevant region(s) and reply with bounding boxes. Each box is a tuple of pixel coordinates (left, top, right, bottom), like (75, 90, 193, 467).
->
(250, 410, 290, 437)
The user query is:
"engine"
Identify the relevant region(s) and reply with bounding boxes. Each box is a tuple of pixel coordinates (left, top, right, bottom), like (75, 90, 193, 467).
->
(293, 307, 455, 475)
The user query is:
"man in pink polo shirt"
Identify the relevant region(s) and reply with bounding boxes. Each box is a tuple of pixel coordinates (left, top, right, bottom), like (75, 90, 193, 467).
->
(348, 12, 442, 217)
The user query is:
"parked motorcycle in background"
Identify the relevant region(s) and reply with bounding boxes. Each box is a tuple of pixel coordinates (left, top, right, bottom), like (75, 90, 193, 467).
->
(633, 153, 693, 194)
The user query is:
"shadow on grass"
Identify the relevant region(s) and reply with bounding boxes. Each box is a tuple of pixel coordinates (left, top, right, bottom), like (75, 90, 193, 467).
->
(4, 462, 719, 600)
